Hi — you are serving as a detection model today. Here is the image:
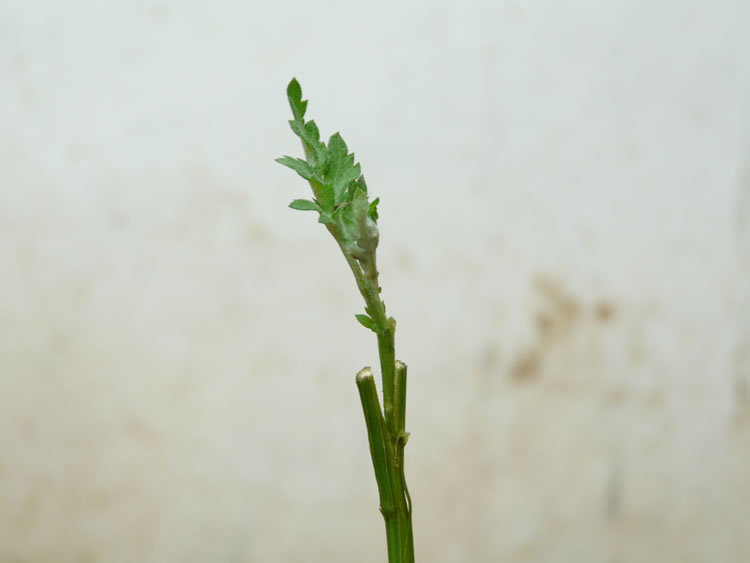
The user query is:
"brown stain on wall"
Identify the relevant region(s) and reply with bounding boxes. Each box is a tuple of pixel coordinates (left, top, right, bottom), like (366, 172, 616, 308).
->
(510, 349, 539, 381)
(594, 301, 616, 322)
(510, 274, 617, 383)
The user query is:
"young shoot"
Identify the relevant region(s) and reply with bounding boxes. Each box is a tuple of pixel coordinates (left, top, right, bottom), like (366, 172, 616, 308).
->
(277, 78, 415, 563)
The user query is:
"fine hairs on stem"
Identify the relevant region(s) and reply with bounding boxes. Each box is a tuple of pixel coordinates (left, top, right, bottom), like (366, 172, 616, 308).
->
(277, 78, 415, 563)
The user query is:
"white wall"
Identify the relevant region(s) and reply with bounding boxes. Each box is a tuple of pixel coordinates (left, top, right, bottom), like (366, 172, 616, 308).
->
(2, 1, 749, 561)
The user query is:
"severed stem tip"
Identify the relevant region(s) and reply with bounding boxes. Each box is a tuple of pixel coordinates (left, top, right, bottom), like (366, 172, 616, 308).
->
(356, 367, 374, 383)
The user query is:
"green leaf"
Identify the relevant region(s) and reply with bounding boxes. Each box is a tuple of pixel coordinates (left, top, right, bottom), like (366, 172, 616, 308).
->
(305, 121, 321, 144)
(355, 313, 375, 330)
(368, 197, 380, 222)
(286, 78, 307, 122)
(289, 199, 319, 211)
(328, 132, 348, 163)
(326, 133, 362, 203)
(334, 201, 358, 243)
(318, 212, 336, 225)
(289, 120, 322, 151)
(278, 78, 378, 245)
(310, 178, 335, 212)
(356, 175, 368, 192)
(347, 175, 368, 201)
(276, 156, 313, 180)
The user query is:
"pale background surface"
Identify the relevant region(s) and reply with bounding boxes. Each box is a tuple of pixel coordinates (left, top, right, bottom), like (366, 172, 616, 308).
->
(2, 1, 750, 562)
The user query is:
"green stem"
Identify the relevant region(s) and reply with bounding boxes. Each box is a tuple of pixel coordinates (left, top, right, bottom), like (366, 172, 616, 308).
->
(377, 326, 397, 432)
(330, 217, 413, 562)
(393, 361, 413, 561)
(340, 239, 412, 562)
(335, 238, 397, 424)
(283, 80, 413, 561)
(356, 368, 414, 563)
(356, 369, 401, 561)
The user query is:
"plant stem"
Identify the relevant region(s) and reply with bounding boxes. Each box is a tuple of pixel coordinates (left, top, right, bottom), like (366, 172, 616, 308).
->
(341, 241, 412, 562)
(357, 368, 414, 563)
(337, 211, 414, 563)
(279, 78, 414, 562)
(336, 240, 397, 426)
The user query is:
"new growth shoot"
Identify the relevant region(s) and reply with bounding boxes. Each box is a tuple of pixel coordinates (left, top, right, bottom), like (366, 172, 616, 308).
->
(277, 78, 415, 563)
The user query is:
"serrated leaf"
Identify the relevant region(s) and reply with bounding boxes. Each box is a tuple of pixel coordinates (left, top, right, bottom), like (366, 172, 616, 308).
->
(334, 163, 360, 202)
(344, 176, 367, 201)
(288, 119, 326, 166)
(305, 121, 321, 144)
(289, 120, 321, 150)
(368, 197, 380, 222)
(357, 175, 368, 192)
(288, 119, 303, 137)
(328, 132, 348, 163)
(279, 78, 381, 248)
(276, 156, 313, 180)
(325, 133, 362, 204)
(355, 313, 375, 330)
(286, 78, 307, 122)
(347, 175, 367, 201)
(289, 199, 319, 211)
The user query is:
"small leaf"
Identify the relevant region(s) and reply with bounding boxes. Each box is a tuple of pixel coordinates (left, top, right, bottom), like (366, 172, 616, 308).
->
(310, 178, 334, 212)
(289, 199, 319, 211)
(328, 132, 348, 163)
(288, 120, 312, 146)
(286, 78, 307, 121)
(322, 132, 364, 204)
(276, 156, 313, 180)
(368, 197, 380, 222)
(355, 313, 375, 330)
(318, 212, 336, 225)
(356, 175, 368, 193)
(347, 175, 367, 201)
(334, 163, 360, 202)
(305, 121, 321, 144)
(289, 119, 326, 164)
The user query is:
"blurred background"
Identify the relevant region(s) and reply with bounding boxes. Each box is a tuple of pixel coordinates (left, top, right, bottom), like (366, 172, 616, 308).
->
(2, 1, 750, 561)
